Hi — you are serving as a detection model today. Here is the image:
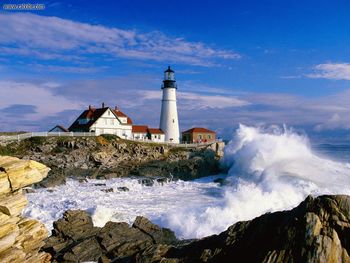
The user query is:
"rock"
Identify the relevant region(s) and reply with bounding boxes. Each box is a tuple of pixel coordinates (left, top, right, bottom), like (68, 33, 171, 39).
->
(138, 178, 154, 187)
(0, 157, 50, 191)
(44, 211, 178, 262)
(0, 156, 51, 262)
(52, 210, 98, 241)
(22, 187, 35, 194)
(132, 216, 177, 244)
(62, 237, 102, 262)
(0, 190, 28, 216)
(101, 188, 113, 193)
(117, 186, 129, 192)
(4, 137, 221, 188)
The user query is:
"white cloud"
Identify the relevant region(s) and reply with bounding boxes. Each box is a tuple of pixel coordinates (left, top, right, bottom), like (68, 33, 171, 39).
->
(306, 63, 350, 80)
(0, 81, 84, 121)
(140, 90, 249, 109)
(0, 13, 240, 66)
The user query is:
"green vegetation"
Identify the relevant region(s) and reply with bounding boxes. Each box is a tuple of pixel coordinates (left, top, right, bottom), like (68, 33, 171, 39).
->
(27, 136, 46, 145)
(100, 134, 120, 141)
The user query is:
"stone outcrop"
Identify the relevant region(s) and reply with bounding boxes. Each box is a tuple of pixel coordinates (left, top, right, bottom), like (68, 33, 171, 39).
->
(44, 195, 350, 263)
(134, 195, 350, 263)
(0, 156, 51, 263)
(43, 210, 177, 262)
(0, 136, 223, 187)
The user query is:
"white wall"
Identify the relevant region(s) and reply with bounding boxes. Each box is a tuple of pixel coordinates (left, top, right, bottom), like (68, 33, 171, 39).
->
(89, 108, 132, 138)
(159, 88, 180, 143)
(133, 132, 148, 140)
(150, 133, 165, 142)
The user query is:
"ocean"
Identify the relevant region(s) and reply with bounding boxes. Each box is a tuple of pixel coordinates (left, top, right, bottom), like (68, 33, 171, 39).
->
(23, 125, 350, 239)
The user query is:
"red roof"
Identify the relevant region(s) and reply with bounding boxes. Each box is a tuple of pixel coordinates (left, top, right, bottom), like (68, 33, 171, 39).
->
(113, 109, 133, 125)
(148, 128, 164, 134)
(132, 125, 148, 133)
(182, 127, 216, 134)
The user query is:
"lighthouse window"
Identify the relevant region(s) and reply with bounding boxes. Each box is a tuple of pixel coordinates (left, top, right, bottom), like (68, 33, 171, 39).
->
(172, 119, 175, 123)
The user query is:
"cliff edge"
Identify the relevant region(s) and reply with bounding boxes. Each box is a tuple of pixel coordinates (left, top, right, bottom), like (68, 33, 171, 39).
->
(0, 136, 224, 187)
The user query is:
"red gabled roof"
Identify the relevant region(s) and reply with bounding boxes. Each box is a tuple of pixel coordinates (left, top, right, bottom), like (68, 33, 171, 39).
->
(132, 125, 148, 133)
(182, 127, 216, 134)
(148, 128, 164, 134)
(113, 109, 133, 125)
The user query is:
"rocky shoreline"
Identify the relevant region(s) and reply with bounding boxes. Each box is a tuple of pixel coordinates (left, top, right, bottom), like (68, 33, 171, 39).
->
(1, 156, 350, 262)
(43, 194, 350, 263)
(0, 136, 225, 188)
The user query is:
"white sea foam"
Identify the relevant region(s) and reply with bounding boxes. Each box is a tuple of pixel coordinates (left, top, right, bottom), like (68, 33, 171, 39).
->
(23, 124, 350, 239)
(163, 124, 350, 238)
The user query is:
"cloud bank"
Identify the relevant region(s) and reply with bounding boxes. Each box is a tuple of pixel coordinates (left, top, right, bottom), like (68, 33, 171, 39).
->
(0, 13, 240, 66)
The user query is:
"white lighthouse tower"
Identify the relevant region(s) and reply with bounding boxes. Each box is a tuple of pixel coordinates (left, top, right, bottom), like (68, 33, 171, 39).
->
(159, 66, 180, 143)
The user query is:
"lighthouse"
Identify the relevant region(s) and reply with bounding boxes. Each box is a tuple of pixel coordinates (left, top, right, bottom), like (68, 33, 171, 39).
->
(159, 66, 180, 143)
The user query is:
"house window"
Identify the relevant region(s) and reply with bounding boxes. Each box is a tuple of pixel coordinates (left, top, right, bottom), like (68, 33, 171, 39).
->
(108, 111, 110, 116)
(198, 134, 202, 139)
(110, 119, 114, 125)
(208, 134, 211, 139)
(104, 119, 107, 125)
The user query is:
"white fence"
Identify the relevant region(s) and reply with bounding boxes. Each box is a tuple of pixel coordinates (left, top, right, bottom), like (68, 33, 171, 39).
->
(0, 131, 221, 148)
(0, 132, 95, 142)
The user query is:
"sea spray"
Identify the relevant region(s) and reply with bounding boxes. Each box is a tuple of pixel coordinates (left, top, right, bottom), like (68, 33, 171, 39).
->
(163, 124, 350, 238)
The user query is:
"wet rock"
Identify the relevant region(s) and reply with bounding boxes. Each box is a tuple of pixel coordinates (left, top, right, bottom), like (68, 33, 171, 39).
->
(52, 210, 98, 241)
(132, 216, 177, 244)
(138, 178, 154, 187)
(117, 187, 129, 192)
(101, 188, 114, 193)
(44, 211, 178, 262)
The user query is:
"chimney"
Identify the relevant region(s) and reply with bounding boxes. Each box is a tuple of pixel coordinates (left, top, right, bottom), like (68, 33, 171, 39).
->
(102, 102, 105, 108)
(115, 106, 119, 112)
(89, 105, 92, 110)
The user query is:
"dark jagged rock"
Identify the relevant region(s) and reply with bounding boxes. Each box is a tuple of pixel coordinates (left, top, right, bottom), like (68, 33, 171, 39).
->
(132, 216, 177, 244)
(117, 186, 129, 192)
(44, 211, 178, 262)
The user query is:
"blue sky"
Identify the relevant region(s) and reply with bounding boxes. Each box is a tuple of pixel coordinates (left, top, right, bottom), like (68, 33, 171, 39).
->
(1, 0, 350, 141)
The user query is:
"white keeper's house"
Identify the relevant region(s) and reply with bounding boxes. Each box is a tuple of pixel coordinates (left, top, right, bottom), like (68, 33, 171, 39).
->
(69, 103, 133, 138)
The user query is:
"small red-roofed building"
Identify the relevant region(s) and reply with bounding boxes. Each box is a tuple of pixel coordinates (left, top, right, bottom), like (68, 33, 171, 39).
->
(132, 125, 149, 140)
(147, 128, 165, 142)
(182, 127, 216, 143)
